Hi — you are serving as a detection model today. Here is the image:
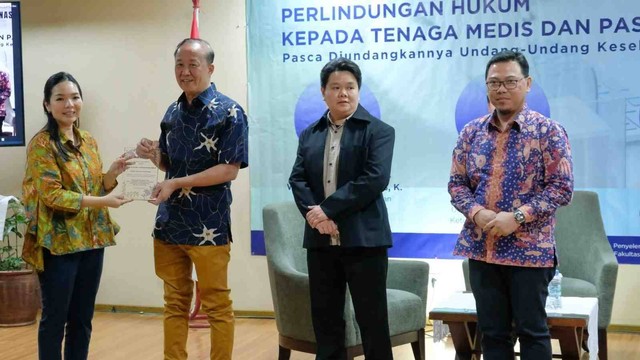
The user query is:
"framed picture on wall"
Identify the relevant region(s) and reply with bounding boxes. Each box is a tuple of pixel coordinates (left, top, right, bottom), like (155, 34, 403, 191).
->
(0, 1, 23, 147)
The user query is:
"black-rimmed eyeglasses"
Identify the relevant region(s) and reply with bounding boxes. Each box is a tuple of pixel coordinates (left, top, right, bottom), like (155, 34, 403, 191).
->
(486, 78, 525, 91)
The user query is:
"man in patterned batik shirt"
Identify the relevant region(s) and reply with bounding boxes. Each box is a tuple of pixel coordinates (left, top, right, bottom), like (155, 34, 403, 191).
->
(448, 50, 573, 360)
(136, 38, 248, 360)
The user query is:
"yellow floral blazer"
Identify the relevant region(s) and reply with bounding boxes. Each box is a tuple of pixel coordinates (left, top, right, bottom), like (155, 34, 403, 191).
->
(22, 128, 119, 271)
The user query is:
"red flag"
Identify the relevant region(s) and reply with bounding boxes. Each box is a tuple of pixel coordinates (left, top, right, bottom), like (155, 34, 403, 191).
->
(190, 0, 200, 39)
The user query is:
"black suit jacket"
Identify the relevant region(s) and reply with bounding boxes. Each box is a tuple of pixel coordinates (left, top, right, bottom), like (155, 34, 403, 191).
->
(289, 104, 395, 248)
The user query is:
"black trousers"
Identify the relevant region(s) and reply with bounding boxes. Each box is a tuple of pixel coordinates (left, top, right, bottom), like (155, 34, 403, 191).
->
(469, 259, 556, 360)
(307, 246, 393, 360)
(38, 248, 104, 360)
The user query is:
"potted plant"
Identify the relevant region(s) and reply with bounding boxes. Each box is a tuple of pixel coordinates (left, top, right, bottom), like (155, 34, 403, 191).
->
(0, 198, 39, 327)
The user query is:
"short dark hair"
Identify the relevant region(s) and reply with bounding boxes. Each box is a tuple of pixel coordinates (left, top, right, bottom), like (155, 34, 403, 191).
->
(174, 38, 215, 64)
(485, 50, 529, 79)
(320, 58, 362, 89)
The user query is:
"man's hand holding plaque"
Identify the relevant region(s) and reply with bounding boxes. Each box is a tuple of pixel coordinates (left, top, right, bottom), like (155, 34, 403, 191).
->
(122, 146, 159, 201)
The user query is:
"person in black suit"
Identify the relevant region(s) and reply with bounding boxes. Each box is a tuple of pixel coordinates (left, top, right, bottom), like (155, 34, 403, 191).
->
(289, 58, 396, 360)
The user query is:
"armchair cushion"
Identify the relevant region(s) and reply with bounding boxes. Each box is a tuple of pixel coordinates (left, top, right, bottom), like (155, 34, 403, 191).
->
(387, 290, 425, 336)
(344, 289, 424, 347)
(561, 277, 597, 298)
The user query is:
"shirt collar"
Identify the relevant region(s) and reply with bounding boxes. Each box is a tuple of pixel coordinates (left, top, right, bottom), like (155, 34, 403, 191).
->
(59, 127, 84, 148)
(327, 111, 353, 128)
(313, 104, 375, 130)
(177, 83, 217, 107)
(487, 104, 529, 132)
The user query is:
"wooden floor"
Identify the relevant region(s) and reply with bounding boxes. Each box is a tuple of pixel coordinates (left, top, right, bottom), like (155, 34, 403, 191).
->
(0, 312, 638, 359)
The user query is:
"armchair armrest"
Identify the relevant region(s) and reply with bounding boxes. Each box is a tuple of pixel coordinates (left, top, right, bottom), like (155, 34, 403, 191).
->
(596, 256, 618, 327)
(387, 259, 429, 307)
(588, 242, 618, 327)
(562, 233, 618, 327)
(269, 268, 316, 342)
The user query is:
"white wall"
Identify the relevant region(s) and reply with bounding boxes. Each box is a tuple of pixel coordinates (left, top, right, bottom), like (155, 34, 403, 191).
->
(2, 0, 270, 311)
(0, 0, 637, 326)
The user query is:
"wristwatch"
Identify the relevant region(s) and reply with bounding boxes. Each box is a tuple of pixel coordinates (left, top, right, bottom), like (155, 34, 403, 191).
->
(513, 209, 526, 225)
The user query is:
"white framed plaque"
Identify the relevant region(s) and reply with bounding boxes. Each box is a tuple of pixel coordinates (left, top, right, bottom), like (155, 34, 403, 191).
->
(122, 148, 158, 200)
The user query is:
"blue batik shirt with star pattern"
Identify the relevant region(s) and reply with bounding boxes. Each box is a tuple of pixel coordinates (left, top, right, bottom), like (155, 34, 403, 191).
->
(153, 83, 248, 246)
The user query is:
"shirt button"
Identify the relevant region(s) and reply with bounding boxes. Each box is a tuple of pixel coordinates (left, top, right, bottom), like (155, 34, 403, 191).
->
(327, 180, 331, 183)
(329, 163, 333, 166)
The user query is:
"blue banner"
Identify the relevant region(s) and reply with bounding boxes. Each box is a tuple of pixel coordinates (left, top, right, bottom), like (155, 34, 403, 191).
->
(247, 0, 640, 265)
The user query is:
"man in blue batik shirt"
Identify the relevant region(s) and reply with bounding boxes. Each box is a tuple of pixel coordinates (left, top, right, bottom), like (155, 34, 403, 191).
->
(137, 38, 248, 360)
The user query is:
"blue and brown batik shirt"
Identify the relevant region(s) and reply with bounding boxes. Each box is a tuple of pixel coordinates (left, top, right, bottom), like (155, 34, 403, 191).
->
(153, 83, 248, 246)
(448, 106, 573, 268)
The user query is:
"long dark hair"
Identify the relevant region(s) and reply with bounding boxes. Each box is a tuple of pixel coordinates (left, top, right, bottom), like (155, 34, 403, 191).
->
(40, 72, 83, 161)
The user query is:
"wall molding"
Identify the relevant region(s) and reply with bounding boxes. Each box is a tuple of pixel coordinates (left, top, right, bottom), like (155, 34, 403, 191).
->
(95, 304, 275, 319)
(95, 304, 640, 333)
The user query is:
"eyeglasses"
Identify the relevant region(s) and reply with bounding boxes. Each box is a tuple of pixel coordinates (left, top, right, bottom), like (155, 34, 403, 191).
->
(486, 78, 525, 91)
